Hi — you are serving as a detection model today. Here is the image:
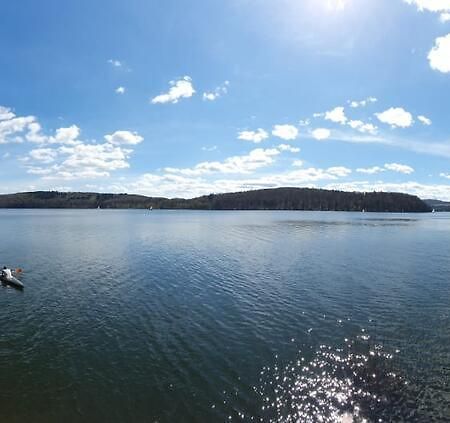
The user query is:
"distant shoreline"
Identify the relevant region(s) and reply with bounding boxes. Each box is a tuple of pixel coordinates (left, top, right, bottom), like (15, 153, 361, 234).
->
(0, 187, 433, 213)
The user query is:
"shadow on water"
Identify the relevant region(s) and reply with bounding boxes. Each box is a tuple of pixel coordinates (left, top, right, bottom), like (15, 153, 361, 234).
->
(1, 281, 24, 292)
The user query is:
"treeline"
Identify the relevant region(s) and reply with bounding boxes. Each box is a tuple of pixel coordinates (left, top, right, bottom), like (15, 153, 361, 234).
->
(0, 191, 165, 209)
(170, 188, 431, 212)
(424, 199, 450, 212)
(0, 188, 431, 212)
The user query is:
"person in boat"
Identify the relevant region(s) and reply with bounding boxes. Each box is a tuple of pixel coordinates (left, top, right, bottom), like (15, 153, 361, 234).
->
(1, 266, 13, 279)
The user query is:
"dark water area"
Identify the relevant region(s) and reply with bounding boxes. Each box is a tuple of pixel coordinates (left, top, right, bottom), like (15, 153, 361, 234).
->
(0, 210, 449, 422)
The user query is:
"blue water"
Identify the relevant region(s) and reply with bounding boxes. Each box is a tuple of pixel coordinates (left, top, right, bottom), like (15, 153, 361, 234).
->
(0, 210, 449, 422)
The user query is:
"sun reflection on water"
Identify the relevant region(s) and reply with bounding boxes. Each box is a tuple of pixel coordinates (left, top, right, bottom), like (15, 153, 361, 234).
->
(249, 334, 415, 422)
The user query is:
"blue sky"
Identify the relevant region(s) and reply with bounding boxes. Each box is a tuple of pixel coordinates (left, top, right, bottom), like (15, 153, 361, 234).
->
(1, 0, 450, 199)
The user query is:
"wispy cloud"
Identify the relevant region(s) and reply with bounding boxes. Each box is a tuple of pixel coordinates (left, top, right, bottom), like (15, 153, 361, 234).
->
(107, 59, 122, 67)
(348, 97, 377, 108)
(384, 163, 415, 174)
(202, 81, 229, 101)
(326, 180, 450, 201)
(164, 148, 281, 176)
(308, 128, 450, 159)
(417, 115, 432, 125)
(356, 162, 417, 176)
(114, 165, 352, 199)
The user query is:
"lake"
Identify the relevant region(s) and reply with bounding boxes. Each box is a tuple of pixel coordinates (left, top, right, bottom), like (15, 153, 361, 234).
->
(0, 210, 449, 422)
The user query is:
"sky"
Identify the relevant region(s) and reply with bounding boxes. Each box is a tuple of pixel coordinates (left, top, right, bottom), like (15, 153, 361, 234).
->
(1, 0, 450, 199)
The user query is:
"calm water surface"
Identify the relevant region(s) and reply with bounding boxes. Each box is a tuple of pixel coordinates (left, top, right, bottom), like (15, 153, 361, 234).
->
(0, 210, 449, 422)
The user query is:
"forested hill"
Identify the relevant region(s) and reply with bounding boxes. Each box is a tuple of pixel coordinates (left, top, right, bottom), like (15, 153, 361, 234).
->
(0, 188, 431, 212)
(424, 199, 450, 212)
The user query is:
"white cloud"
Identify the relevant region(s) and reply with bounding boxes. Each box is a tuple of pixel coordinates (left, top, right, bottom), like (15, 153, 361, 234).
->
(238, 128, 269, 143)
(37, 142, 133, 181)
(29, 148, 58, 164)
(440, 172, 450, 179)
(349, 97, 377, 108)
(315, 103, 377, 134)
(404, 0, 450, 12)
(327, 166, 352, 177)
(278, 144, 300, 153)
(375, 107, 414, 128)
(26, 122, 47, 143)
(52, 125, 81, 145)
(0, 106, 15, 121)
(25, 140, 134, 181)
(347, 120, 378, 135)
(292, 160, 304, 167)
(151, 76, 195, 104)
(272, 124, 299, 140)
(417, 115, 432, 125)
(0, 115, 36, 144)
(326, 180, 450, 201)
(0, 106, 84, 146)
(202, 81, 229, 101)
(25, 123, 81, 145)
(59, 143, 131, 171)
(201, 145, 218, 152)
(356, 163, 414, 175)
(311, 128, 331, 140)
(356, 166, 385, 174)
(384, 163, 415, 174)
(428, 34, 450, 73)
(118, 164, 352, 199)
(348, 120, 363, 129)
(404, 3, 450, 70)
(27, 167, 53, 176)
(0, 105, 142, 182)
(115, 86, 126, 94)
(299, 119, 310, 126)
(164, 148, 281, 176)
(104, 130, 143, 145)
(325, 106, 347, 124)
(108, 59, 122, 67)
(203, 93, 217, 101)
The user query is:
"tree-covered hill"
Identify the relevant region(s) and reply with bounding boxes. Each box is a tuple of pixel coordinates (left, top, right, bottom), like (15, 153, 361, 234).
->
(424, 199, 450, 212)
(0, 188, 432, 212)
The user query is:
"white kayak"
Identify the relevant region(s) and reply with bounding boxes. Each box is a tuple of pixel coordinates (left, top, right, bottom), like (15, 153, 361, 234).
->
(0, 275, 24, 289)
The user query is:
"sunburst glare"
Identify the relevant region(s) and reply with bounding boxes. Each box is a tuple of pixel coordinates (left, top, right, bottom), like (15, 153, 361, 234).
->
(326, 0, 350, 12)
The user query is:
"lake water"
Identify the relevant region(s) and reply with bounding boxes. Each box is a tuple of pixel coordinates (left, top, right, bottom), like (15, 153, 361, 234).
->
(0, 210, 449, 422)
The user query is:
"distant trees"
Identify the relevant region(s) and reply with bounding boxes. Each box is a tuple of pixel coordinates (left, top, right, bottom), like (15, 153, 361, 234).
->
(0, 188, 431, 212)
(179, 188, 430, 212)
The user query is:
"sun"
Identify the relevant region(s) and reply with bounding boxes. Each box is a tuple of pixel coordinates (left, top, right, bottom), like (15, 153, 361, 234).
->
(326, 0, 349, 11)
